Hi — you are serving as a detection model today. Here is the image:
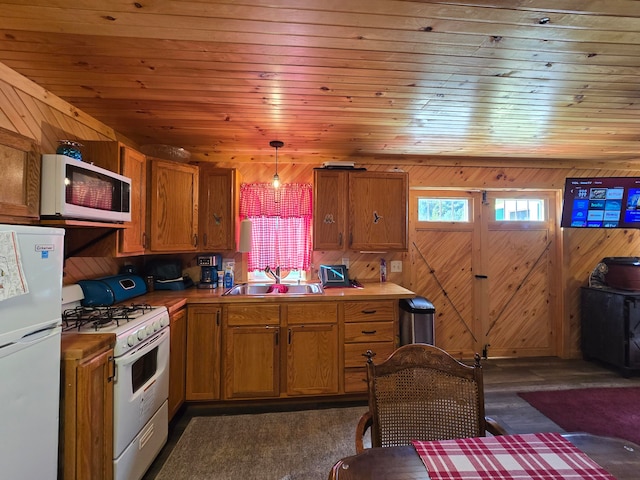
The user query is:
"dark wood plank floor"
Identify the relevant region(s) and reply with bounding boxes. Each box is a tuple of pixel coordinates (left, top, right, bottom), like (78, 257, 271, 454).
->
(144, 357, 640, 479)
(482, 357, 640, 434)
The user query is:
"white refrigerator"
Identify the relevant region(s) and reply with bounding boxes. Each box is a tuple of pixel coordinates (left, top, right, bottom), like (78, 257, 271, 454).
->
(0, 224, 65, 479)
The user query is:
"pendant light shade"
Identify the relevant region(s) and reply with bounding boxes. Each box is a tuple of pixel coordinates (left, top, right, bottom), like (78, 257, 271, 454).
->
(270, 140, 284, 188)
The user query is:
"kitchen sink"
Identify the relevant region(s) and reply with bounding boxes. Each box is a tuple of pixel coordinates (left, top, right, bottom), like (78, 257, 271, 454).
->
(222, 283, 324, 296)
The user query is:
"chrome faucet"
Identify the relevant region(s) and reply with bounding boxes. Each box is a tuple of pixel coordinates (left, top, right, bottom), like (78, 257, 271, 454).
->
(264, 265, 282, 284)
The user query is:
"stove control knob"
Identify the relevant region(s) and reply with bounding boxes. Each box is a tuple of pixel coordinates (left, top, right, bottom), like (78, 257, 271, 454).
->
(127, 334, 136, 347)
(160, 317, 169, 328)
(146, 325, 153, 336)
(153, 320, 160, 332)
(137, 329, 146, 341)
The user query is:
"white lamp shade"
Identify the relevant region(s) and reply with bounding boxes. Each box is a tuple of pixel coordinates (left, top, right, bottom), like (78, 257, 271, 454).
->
(239, 219, 252, 252)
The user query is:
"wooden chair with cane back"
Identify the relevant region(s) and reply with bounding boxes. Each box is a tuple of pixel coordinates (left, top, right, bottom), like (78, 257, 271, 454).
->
(355, 343, 507, 453)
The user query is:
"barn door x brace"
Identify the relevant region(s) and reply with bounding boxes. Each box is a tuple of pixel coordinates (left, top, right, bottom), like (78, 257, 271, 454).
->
(412, 241, 478, 344)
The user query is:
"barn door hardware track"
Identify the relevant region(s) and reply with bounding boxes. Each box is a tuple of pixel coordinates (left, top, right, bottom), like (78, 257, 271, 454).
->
(485, 241, 552, 337)
(412, 241, 478, 344)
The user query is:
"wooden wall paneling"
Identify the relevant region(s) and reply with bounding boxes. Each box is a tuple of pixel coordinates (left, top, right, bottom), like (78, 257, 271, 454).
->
(63, 257, 120, 285)
(0, 81, 32, 135)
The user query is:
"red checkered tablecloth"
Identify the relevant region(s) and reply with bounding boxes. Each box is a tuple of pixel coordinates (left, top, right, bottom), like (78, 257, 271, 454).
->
(412, 432, 616, 479)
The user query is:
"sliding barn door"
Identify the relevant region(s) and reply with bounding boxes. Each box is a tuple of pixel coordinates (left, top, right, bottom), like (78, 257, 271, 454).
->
(410, 190, 559, 359)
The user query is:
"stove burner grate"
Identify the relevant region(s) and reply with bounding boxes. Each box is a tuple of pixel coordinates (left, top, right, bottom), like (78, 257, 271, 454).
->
(62, 303, 154, 331)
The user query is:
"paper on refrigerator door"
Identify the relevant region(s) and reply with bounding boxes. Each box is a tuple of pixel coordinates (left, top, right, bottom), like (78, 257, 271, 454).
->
(0, 231, 29, 302)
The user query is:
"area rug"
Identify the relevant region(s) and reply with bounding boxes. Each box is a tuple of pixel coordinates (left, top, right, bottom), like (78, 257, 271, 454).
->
(518, 386, 640, 445)
(155, 406, 366, 480)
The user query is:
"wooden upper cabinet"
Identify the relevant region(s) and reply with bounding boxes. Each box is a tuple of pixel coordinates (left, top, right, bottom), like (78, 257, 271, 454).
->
(119, 147, 146, 255)
(198, 166, 240, 251)
(0, 127, 40, 224)
(147, 158, 199, 252)
(80, 141, 147, 256)
(313, 169, 408, 251)
(349, 172, 408, 251)
(313, 169, 348, 250)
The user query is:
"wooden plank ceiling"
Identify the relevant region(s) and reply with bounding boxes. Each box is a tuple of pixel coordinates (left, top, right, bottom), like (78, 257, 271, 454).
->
(0, 0, 639, 165)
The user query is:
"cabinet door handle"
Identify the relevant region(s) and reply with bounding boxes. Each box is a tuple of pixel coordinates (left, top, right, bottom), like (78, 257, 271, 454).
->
(288, 329, 292, 344)
(275, 329, 279, 346)
(338, 232, 343, 247)
(107, 356, 116, 383)
(361, 309, 377, 315)
(203, 233, 208, 246)
(142, 232, 147, 249)
(193, 234, 198, 247)
(361, 330, 377, 335)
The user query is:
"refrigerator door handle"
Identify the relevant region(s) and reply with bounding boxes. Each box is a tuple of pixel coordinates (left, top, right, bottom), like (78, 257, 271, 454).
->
(0, 323, 60, 358)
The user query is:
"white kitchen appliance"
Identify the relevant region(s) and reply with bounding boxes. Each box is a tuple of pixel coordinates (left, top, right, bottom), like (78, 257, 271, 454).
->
(40, 153, 132, 223)
(0, 224, 65, 479)
(62, 280, 170, 480)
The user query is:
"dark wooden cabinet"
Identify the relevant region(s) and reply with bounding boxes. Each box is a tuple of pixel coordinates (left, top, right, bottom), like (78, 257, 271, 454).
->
(581, 286, 640, 377)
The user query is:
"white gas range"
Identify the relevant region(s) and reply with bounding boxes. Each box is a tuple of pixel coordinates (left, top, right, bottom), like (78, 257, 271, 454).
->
(62, 277, 170, 480)
(62, 283, 169, 356)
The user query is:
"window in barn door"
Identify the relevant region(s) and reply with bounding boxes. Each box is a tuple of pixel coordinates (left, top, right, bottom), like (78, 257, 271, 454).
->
(239, 183, 313, 278)
(495, 198, 545, 221)
(418, 196, 546, 222)
(418, 197, 470, 222)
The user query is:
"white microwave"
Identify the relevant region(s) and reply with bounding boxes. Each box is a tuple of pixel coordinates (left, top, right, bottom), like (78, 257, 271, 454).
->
(40, 154, 132, 223)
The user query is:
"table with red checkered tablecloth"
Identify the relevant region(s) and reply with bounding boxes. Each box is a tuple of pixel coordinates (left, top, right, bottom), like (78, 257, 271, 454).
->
(412, 432, 615, 479)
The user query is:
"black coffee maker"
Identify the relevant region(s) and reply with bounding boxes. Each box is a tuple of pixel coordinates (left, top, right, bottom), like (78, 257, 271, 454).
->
(197, 254, 222, 289)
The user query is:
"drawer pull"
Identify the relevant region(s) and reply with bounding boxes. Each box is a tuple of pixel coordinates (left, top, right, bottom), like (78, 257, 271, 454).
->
(361, 330, 377, 335)
(361, 309, 377, 315)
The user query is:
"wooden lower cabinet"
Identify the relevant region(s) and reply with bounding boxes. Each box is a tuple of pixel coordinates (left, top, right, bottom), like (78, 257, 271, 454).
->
(223, 302, 340, 399)
(168, 307, 187, 419)
(343, 300, 399, 393)
(185, 305, 222, 401)
(224, 304, 281, 399)
(184, 298, 398, 401)
(286, 302, 339, 396)
(60, 333, 115, 480)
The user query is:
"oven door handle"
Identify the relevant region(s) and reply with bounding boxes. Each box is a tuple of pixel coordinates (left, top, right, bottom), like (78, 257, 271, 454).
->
(119, 328, 169, 367)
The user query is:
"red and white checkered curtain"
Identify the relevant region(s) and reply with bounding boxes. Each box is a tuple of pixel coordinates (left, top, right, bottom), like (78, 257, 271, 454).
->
(240, 183, 313, 271)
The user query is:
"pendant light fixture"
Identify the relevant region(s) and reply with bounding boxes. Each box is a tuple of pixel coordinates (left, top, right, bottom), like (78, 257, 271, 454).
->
(270, 140, 284, 188)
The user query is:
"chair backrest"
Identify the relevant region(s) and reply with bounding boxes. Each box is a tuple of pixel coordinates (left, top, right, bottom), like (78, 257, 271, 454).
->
(365, 343, 488, 448)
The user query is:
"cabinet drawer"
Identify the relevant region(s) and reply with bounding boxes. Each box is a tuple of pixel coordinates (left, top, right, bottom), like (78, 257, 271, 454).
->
(344, 368, 368, 393)
(344, 301, 396, 322)
(287, 302, 337, 325)
(227, 304, 280, 326)
(344, 322, 394, 343)
(344, 342, 395, 368)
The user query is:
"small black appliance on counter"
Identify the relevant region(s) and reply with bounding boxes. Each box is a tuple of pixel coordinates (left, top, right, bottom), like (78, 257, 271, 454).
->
(197, 253, 222, 289)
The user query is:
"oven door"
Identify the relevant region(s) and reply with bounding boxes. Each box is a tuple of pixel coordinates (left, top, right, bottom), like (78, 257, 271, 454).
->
(113, 327, 169, 458)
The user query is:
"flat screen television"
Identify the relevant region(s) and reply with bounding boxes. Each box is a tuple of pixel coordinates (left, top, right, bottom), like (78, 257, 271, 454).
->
(561, 177, 640, 228)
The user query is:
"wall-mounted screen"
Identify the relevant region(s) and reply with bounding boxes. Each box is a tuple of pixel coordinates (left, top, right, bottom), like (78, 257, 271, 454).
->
(561, 177, 640, 228)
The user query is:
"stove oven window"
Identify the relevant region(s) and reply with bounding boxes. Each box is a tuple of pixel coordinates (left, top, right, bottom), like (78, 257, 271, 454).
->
(131, 346, 158, 393)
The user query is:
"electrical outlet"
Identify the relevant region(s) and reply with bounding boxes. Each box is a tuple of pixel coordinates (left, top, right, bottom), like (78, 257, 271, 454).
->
(342, 257, 350, 268)
(390, 260, 402, 273)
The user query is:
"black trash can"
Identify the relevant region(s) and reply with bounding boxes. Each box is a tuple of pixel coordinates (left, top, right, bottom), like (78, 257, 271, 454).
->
(399, 297, 435, 345)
